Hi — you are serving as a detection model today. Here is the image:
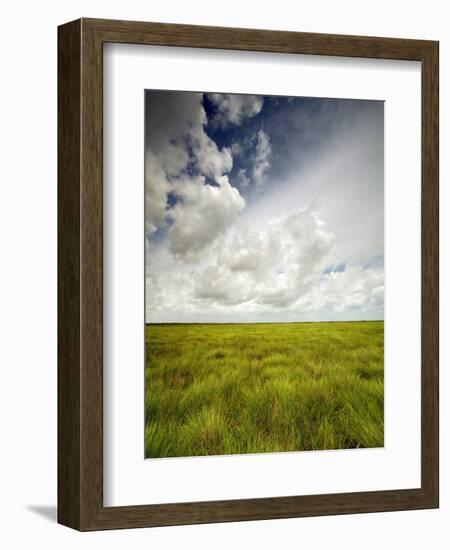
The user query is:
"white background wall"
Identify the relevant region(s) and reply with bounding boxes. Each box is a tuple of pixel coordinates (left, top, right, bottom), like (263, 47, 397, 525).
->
(0, 1, 448, 548)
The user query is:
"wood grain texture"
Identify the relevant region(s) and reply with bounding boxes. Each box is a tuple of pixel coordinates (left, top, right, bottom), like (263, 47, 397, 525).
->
(420, 41, 439, 504)
(57, 19, 82, 530)
(58, 18, 439, 531)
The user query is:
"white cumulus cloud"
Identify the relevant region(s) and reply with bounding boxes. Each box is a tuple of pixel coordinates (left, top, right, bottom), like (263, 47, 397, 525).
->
(167, 175, 245, 263)
(252, 129, 272, 188)
(145, 91, 236, 236)
(208, 93, 264, 127)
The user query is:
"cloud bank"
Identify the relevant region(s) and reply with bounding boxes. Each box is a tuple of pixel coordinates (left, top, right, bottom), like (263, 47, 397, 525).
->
(145, 91, 384, 323)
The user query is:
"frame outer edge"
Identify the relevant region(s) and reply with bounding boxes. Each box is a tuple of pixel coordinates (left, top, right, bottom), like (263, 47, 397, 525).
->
(421, 40, 439, 507)
(57, 18, 440, 531)
(79, 17, 105, 530)
(57, 19, 82, 530)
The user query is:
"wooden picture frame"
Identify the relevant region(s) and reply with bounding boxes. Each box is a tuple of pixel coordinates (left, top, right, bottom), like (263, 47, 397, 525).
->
(58, 18, 439, 531)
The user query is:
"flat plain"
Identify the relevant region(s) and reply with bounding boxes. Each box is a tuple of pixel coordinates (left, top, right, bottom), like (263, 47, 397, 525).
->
(145, 321, 384, 458)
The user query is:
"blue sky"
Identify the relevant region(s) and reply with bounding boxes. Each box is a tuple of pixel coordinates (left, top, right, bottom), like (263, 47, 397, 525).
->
(145, 90, 384, 323)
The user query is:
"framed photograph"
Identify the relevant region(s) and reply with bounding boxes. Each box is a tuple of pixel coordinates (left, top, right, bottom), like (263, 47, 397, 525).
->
(58, 18, 439, 530)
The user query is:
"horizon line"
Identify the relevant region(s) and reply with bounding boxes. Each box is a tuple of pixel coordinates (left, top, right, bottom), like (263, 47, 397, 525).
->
(145, 319, 384, 325)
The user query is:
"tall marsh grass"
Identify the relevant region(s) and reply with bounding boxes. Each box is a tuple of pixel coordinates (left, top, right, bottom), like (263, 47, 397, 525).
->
(145, 321, 384, 458)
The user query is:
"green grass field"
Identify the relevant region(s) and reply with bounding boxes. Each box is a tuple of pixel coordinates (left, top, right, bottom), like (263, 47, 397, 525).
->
(145, 321, 384, 458)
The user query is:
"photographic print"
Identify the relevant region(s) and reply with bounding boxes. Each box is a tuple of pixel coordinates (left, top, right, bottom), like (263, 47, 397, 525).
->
(145, 90, 384, 459)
